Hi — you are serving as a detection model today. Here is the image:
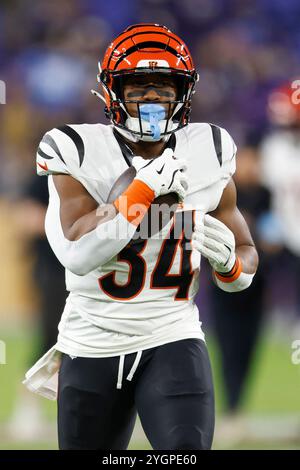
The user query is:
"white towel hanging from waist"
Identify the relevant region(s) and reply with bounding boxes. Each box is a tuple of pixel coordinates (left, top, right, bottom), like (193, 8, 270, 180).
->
(23, 346, 62, 400)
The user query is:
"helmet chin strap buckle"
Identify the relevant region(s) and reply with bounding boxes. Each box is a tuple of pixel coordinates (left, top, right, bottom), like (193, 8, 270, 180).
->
(140, 104, 166, 140)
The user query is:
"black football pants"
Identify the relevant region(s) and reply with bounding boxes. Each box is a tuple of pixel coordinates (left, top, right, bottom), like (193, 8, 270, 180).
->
(57, 338, 215, 450)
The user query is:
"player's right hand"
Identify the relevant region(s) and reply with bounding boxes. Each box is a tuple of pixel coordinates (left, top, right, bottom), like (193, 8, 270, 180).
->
(132, 149, 188, 201)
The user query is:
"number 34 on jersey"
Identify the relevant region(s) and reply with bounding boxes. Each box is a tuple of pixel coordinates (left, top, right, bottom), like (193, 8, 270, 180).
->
(98, 210, 200, 302)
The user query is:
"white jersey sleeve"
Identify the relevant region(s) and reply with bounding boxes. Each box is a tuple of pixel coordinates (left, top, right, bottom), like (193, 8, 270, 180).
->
(36, 124, 137, 276)
(45, 176, 136, 276)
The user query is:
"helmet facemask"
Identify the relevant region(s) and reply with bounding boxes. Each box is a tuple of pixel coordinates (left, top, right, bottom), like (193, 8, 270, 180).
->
(98, 68, 198, 142)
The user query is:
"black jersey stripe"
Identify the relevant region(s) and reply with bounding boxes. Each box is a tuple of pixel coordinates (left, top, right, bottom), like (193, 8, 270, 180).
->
(209, 124, 222, 166)
(37, 147, 54, 160)
(56, 125, 85, 167)
(113, 129, 133, 166)
(40, 133, 66, 164)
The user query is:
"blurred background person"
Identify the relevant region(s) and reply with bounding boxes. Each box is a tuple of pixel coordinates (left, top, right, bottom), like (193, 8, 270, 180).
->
(260, 83, 300, 336)
(209, 143, 284, 445)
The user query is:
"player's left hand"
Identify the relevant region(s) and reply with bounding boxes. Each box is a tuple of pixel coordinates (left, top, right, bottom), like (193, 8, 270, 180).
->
(192, 214, 236, 273)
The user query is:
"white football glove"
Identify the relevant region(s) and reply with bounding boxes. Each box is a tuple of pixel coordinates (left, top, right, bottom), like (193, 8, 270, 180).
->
(192, 214, 236, 273)
(132, 148, 188, 202)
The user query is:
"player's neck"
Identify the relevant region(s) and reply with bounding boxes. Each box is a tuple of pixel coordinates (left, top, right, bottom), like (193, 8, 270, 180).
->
(125, 138, 167, 160)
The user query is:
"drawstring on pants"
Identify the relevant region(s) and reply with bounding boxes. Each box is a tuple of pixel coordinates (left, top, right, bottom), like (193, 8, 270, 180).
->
(117, 351, 142, 390)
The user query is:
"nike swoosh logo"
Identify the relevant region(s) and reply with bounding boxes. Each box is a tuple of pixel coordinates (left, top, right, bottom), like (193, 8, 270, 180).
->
(167, 169, 179, 189)
(157, 164, 165, 175)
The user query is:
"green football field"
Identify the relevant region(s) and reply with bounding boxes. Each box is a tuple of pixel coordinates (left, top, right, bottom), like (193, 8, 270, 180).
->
(0, 326, 299, 450)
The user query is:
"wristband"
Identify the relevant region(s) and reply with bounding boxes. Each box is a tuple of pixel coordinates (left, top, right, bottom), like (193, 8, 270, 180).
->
(114, 179, 155, 226)
(213, 258, 255, 293)
(214, 256, 242, 283)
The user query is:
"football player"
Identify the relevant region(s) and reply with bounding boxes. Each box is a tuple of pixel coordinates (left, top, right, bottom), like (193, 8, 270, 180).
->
(24, 24, 258, 450)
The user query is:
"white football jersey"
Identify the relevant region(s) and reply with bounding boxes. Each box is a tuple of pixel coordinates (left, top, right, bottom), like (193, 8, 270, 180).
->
(36, 122, 236, 357)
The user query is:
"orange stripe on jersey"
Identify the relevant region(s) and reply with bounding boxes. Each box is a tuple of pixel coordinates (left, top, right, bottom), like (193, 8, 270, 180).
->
(37, 161, 48, 171)
(114, 179, 155, 226)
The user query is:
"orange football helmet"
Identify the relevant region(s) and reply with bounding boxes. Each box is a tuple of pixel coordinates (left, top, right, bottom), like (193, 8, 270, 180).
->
(92, 23, 199, 141)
